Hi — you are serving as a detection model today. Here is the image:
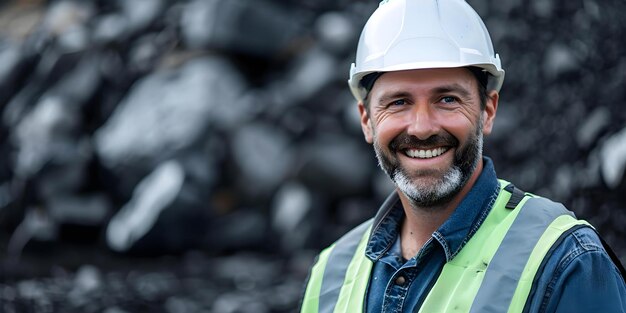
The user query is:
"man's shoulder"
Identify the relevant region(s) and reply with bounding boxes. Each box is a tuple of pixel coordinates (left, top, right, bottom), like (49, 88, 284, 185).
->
(528, 225, 626, 312)
(549, 226, 606, 267)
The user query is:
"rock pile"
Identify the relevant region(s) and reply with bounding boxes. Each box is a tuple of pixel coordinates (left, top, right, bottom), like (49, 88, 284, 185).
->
(0, 0, 625, 311)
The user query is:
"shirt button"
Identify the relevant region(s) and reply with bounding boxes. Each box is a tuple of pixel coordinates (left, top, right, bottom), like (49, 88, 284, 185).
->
(395, 275, 406, 286)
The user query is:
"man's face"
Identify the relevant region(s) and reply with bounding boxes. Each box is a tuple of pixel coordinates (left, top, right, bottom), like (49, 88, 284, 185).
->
(359, 68, 497, 208)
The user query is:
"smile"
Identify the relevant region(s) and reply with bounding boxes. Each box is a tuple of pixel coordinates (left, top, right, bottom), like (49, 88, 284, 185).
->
(404, 147, 449, 159)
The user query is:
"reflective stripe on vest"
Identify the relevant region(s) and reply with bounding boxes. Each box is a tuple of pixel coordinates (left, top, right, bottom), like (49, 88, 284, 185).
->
(472, 198, 583, 312)
(301, 220, 374, 313)
(301, 180, 592, 313)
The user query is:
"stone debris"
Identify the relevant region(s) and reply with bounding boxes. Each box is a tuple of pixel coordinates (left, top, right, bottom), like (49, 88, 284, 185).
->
(0, 0, 625, 311)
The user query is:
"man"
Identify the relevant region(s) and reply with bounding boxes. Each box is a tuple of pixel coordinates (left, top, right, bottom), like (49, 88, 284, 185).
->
(300, 0, 626, 312)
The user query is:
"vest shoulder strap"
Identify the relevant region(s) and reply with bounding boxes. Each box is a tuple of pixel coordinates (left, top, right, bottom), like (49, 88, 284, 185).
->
(598, 235, 626, 278)
(504, 183, 526, 209)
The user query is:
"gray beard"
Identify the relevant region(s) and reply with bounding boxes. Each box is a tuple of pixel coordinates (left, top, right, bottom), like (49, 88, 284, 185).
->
(373, 123, 483, 209)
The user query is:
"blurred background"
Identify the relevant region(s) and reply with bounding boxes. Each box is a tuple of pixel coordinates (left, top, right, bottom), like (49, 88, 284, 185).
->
(0, 0, 625, 312)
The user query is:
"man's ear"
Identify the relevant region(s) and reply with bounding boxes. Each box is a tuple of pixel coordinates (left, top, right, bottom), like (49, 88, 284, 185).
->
(358, 102, 374, 144)
(482, 90, 499, 135)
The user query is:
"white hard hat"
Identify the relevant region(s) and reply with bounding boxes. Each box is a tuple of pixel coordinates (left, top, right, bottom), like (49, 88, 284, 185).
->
(348, 0, 505, 103)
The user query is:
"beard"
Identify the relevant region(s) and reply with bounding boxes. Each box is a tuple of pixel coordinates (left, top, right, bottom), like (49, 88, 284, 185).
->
(373, 121, 483, 209)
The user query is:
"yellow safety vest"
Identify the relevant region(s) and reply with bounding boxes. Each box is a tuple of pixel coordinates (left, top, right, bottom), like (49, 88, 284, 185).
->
(301, 180, 591, 313)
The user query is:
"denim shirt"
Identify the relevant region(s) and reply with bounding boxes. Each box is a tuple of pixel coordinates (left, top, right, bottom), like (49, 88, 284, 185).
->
(365, 157, 626, 313)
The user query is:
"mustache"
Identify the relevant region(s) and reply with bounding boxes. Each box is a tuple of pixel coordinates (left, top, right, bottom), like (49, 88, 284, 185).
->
(389, 132, 459, 152)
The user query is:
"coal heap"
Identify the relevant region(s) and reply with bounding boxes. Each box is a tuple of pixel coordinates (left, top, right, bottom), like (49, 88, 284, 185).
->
(0, 0, 625, 312)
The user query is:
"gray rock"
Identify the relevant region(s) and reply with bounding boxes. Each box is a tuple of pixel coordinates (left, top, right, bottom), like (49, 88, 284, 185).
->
(0, 40, 25, 103)
(106, 160, 186, 252)
(335, 197, 378, 227)
(117, 0, 165, 33)
(577, 107, 610, 149)
(2, 83, 40, 131)
(275, 46, 339, 108)
(297, 134, 373, 196)
(532, 0, 555, 18)
(551, 165, 574, 200)
(212, 255, 280, 290)
(178, 0, 220, 50)
(69, 265, 102, 307)
(130, 272, 179, 302)
(92, 14, 130, 45)
(1, 46, 73, 128)
(341, 90, 364, 135)
(103, 307, 131, 313)
(263, 278, 305, 311)
(271, 181, 316, 251)
(11, 95, 85, 178)
(180, 0, 301, 56)
(205, 209, 267, 252)
(543, 43, 579, 79)
(5, 52, 101, 171)
(106, 156, 217, 253)
(599, 127, 626, 189)
(127, 32, 172, 74)
(212, 292, 269, 313)
(49, 54, 102, 106)
(47, 194, 111, 226)
(41, 1, 95, 37)
(7, 207, 58, 260)
(17, 280, 47, 301)
(314, 11, 357, 54)
(231, 123, 294, 195)
(373, 169, 396, 200)
(491, 0, 522, 15)
(0, 182, 12, 210)
(489, 101, 522, 142)
(36, 153, 91, 199)
(210, 89, 261, 131)
(165, 296, 203, 313)
(56, 23, 90, 53)
(277, 106, 315, 138)
(94, 56, 246, 170)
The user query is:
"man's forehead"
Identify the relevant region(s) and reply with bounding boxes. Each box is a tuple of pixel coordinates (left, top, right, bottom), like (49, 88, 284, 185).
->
(371, 68, 478, 95)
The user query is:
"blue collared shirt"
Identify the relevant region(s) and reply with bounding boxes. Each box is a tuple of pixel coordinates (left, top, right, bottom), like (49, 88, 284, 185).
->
(365, 157, 626, 312)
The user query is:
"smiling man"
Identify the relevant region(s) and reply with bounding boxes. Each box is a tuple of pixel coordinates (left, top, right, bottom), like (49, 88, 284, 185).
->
(300, 0, 626, 312)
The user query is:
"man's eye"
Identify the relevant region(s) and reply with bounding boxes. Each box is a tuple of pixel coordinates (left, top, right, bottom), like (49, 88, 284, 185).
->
(441, 96, 457, 104)
(391, 99, 406, 106)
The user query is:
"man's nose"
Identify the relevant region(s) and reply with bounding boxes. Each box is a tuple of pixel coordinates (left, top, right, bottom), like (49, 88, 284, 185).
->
(406, 105, 439, 140)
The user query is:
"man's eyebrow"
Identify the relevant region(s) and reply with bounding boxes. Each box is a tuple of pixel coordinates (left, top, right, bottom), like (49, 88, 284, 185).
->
(374, 83, 474, 105)
(376, 91, 413, 105)
(433, 84, 473, 98)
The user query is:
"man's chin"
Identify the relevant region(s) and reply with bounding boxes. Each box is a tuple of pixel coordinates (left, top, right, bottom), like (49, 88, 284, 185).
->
(392, 167, 464, 208)
(398, 170, 449, 187)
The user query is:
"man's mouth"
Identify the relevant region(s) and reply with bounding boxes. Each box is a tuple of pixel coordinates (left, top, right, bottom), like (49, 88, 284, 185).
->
(403, 147, 449, 159)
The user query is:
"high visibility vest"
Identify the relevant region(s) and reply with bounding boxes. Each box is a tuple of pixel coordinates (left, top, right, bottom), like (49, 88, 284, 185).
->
(301, 180, 592, 313)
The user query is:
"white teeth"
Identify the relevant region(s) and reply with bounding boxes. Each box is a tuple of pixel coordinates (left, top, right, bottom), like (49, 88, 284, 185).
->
(405, 147, 447, 159)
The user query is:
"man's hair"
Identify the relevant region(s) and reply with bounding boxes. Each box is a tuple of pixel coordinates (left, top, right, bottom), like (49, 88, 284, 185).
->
(466, 67, 489, 111)
(361, 67, 490, 113)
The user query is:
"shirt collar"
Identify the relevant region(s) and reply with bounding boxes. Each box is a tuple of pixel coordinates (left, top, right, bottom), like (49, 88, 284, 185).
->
(365, 157, 501, 262)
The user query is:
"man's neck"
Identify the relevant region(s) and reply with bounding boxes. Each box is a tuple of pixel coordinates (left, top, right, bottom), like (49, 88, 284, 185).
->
(398, 159, 484, 260)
